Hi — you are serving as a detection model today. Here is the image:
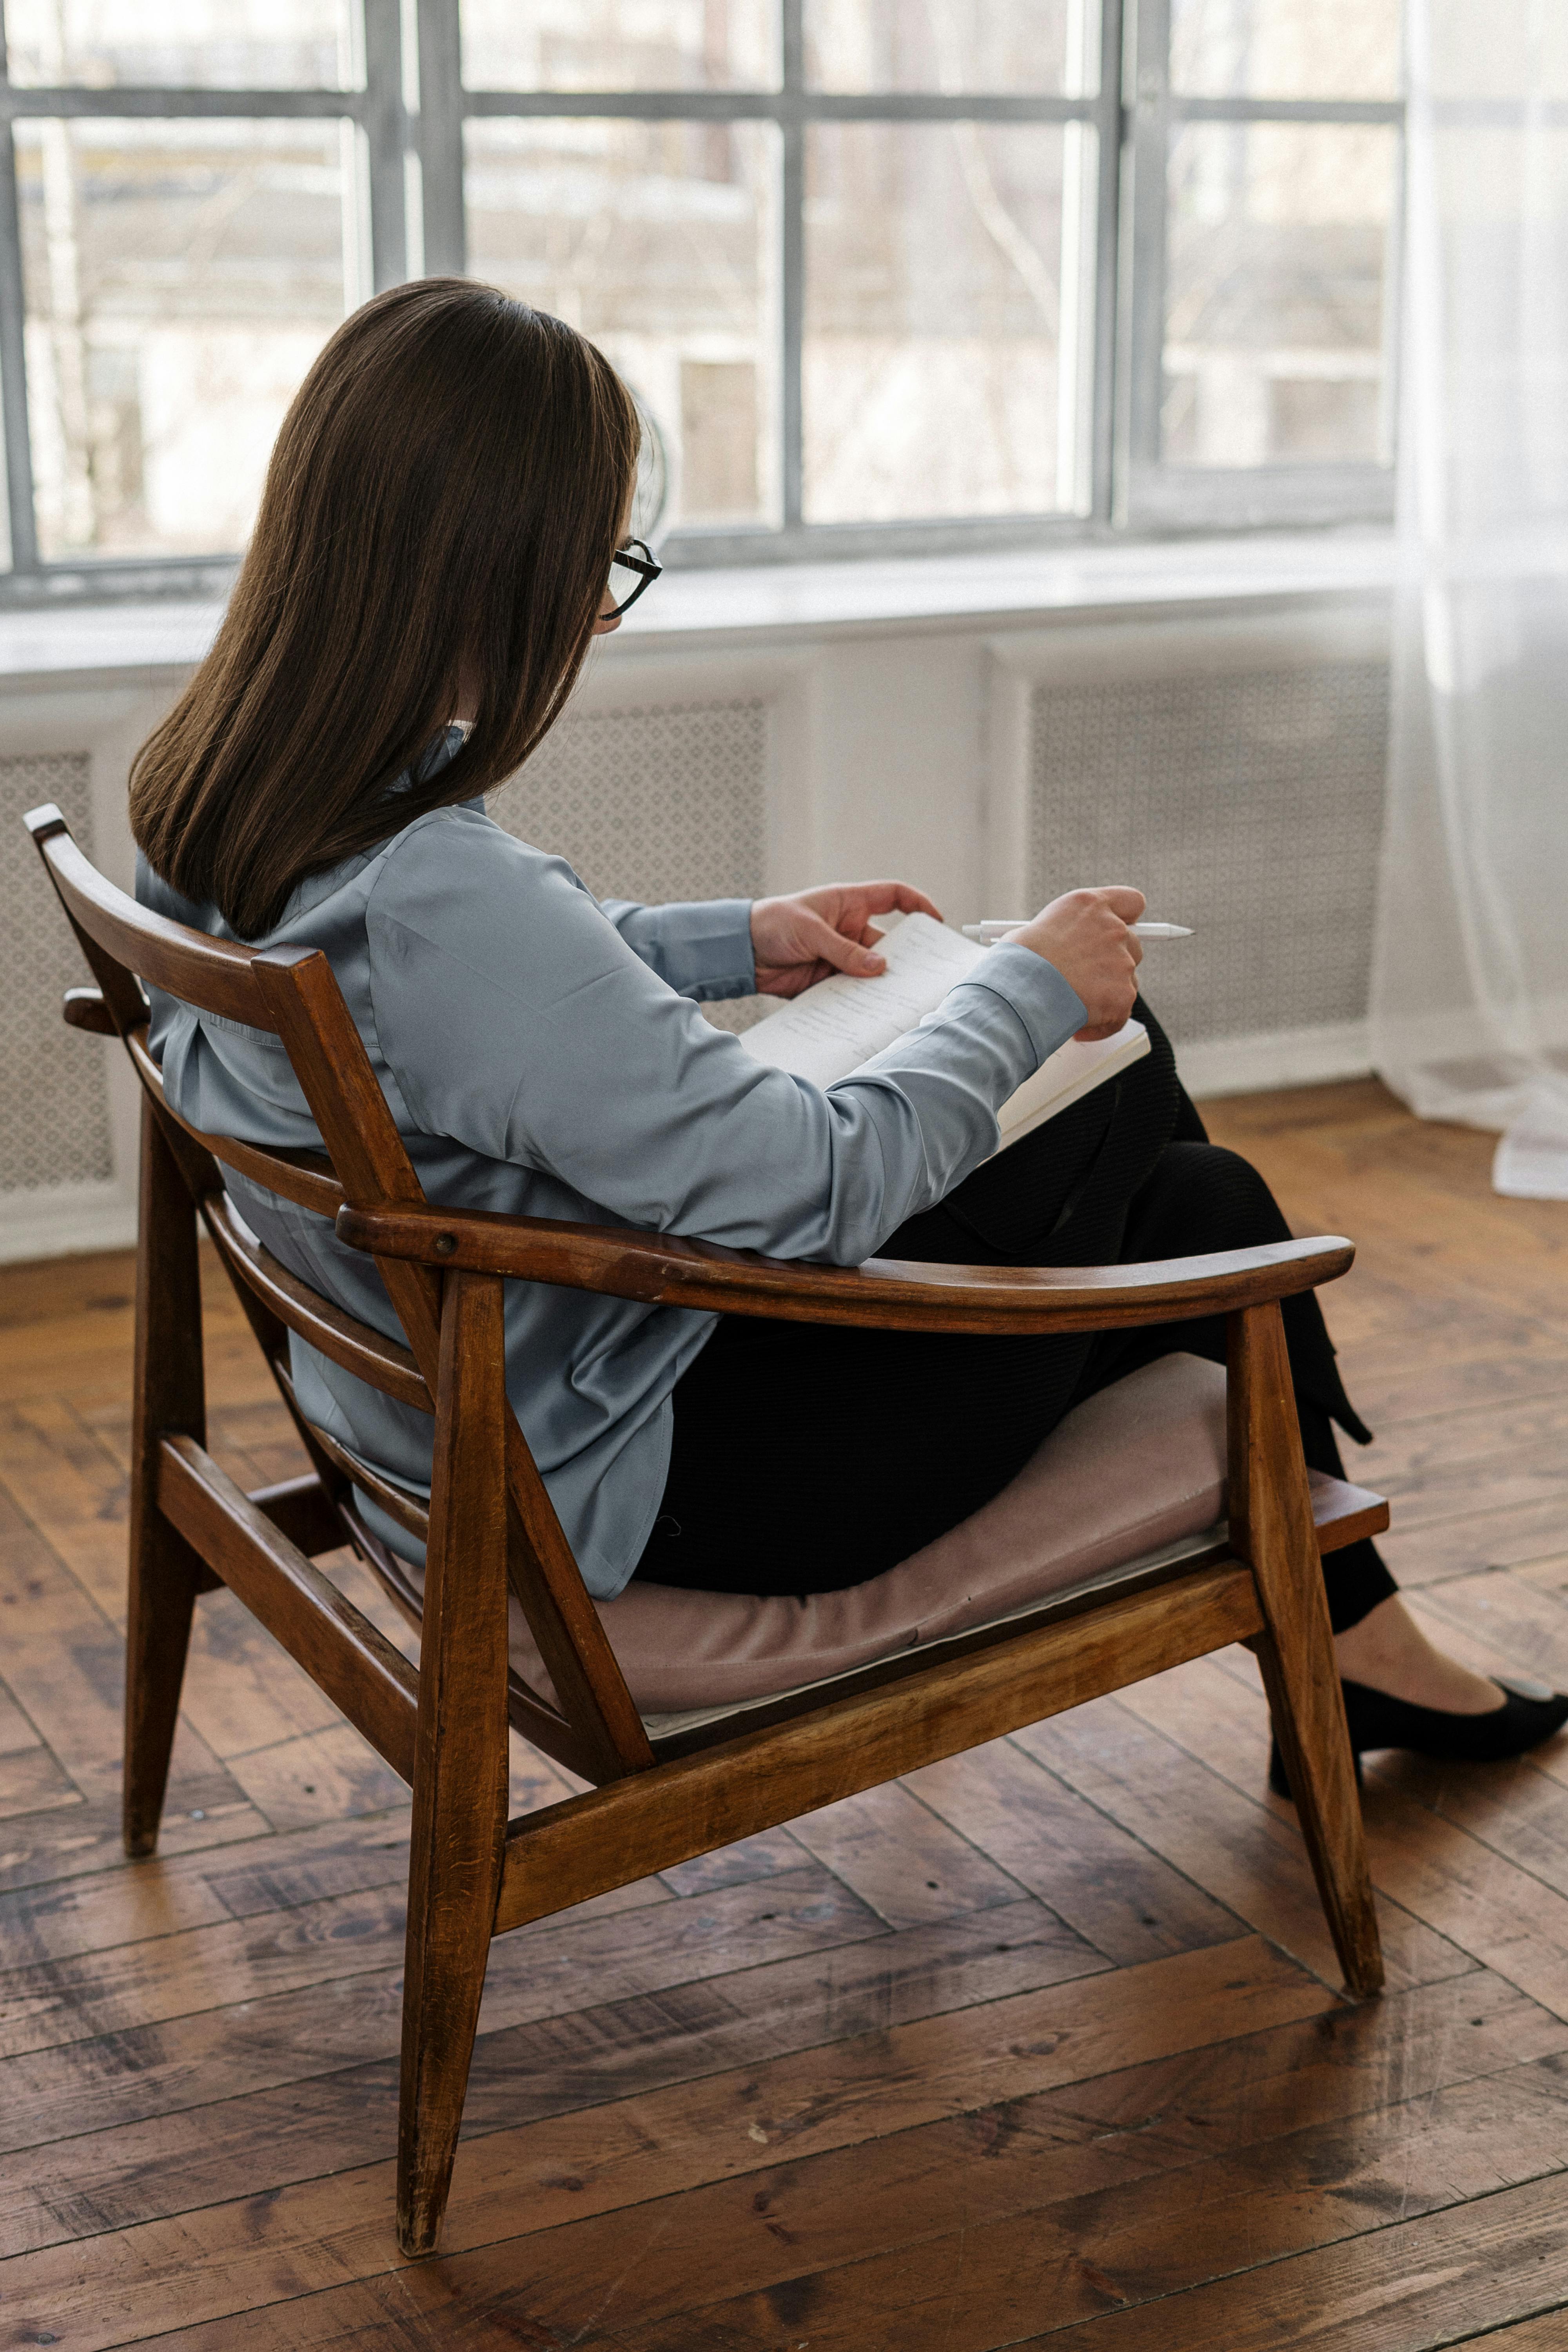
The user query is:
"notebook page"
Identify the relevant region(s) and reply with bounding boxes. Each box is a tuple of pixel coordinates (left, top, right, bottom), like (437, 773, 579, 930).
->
(737, 913, 983, 1087)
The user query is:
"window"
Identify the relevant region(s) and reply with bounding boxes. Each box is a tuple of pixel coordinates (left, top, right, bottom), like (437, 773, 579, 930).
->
(0, 0, 1402, 599)
(1128, 0, 1403, 527)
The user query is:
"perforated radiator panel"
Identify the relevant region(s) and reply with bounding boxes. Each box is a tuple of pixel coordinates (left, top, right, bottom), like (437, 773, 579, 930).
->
(0, 751, 114, 1191)
(1029, 661, 1390, 1043)
(488, 699, 770, 1030)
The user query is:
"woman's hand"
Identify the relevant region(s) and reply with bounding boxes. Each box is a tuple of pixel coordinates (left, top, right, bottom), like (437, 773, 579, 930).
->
(1009, 887, 1146, 1041)
(751, 881, 942, 998)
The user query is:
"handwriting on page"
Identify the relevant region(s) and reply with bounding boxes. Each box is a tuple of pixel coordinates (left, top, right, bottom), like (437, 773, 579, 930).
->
(739, 915, 982, 1088)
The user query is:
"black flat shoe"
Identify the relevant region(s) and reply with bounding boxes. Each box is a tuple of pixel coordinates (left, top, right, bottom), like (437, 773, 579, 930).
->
(1269, 1675, 1568, 1800)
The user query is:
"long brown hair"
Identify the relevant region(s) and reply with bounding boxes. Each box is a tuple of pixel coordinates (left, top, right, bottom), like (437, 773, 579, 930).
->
(130, 279, 639, 939)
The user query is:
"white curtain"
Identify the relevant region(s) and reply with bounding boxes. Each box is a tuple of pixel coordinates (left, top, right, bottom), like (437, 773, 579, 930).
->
(1370, 1, 1568, 1196)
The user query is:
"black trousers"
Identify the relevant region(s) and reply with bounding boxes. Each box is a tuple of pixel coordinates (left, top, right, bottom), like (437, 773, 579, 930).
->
(636, 998, 1396, 1634)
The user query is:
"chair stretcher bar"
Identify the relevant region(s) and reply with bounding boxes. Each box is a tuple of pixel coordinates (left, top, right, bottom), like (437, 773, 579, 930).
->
(157, 1435, 419, 1784)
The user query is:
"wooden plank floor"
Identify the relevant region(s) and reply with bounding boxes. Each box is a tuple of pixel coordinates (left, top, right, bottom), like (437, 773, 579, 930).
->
(4, 1078, 1568, 2348)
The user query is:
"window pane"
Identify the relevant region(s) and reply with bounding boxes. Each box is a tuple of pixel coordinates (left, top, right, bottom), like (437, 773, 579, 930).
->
(1163, 122, 1395, 466)
(805, 123, 1074, 521)
(805, 0, 1077, 95)
(5, 0, 360, 89)
(465, 119, 779, 530)
(16, 118, 350, 559)
(460, 1, 777, 92)
(1170, 0, 1400, 101)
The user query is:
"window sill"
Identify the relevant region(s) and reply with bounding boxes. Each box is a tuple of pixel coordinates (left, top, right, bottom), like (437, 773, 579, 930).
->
(614, 528, 1399, 648)
(0, 528, 1399, 690)
(0, 597, 226, 692)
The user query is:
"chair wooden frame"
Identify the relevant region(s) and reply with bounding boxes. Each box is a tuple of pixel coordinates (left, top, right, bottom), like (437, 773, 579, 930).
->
(27, 800, 1385, 2258)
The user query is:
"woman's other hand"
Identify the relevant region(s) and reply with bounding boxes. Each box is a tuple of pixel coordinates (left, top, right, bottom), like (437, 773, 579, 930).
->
(1009, 887, 1146, 1041)
(751, 881, 942, 998)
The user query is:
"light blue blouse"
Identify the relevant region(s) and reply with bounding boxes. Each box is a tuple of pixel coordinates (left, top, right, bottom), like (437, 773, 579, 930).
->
(138, 780, 1084, 1597)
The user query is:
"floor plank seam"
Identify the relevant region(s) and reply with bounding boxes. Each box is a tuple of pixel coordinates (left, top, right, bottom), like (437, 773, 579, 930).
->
(0, 1957, 1387, 2327)
(1369, 1385, 1568, 1436)
(0, 1469, 127, 1637)
(485, 2142, 1568, 2352)
(0, 1936, 1293, 2254)
(988, 1731, 1263, 1953)
(1451, 2300, 1568, 2348)
(2, 1905, 1097, 2163)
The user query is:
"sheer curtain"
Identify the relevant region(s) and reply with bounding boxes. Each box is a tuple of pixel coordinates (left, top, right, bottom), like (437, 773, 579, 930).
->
(1370, 2, 1568, 1196)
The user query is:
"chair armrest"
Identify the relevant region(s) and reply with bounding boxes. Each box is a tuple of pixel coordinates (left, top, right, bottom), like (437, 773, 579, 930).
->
(335, 1200, 1353, 1336)
(62, 985, 117, 1035)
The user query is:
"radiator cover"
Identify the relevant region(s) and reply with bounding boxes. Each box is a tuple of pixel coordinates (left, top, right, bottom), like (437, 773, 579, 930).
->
(489, 698, 771, 1031)
(1028, 659, 1390, 1045)
(2, 751, 114, 1193)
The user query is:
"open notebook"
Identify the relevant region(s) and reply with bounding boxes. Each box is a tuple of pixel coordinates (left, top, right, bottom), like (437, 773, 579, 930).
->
(738, 912, 1148, 1156)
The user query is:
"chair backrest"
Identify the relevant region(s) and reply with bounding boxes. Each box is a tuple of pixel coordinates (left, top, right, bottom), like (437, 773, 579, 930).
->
(25, 802, 653, 1782)
(26, 802, 425, 1209)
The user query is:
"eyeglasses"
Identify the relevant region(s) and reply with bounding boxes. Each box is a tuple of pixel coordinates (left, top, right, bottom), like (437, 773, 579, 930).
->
(603, 537, 662, 620)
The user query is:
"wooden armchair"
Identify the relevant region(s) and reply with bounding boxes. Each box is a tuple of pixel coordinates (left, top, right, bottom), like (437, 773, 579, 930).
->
(26, 800, 1385, 2259)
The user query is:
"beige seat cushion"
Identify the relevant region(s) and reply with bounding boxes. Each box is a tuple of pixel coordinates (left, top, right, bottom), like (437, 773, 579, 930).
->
(508, 1351, 1236, 1717)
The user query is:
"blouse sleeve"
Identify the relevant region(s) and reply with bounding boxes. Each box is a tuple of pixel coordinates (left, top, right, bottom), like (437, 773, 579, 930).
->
(597, 895, 758, 1001)
(365, 807, 1085, 1265)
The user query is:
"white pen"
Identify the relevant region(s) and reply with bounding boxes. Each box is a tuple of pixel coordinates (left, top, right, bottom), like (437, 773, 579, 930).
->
(962, 919, 1194, 943)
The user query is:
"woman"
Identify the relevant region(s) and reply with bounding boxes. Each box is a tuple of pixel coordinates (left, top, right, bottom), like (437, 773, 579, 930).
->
(131, 278, 1564, 1787)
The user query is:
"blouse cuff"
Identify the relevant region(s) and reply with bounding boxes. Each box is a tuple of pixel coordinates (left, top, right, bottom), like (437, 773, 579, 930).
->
(956, 940, 1088, 1065)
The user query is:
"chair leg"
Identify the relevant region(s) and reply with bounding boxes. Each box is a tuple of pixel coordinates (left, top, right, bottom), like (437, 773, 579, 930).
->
(1228, 1302, 1384, 1999)
(124, 1098, 208, 1857)
(397, 1270, 511, 2258)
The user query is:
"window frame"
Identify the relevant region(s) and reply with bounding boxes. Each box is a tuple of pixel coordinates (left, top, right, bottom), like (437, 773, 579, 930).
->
(0, 0, 1402, 603)
(1121, 0, 1403, 532)
(451, 0, 1125, 564)
(0, 0, 409, 601)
